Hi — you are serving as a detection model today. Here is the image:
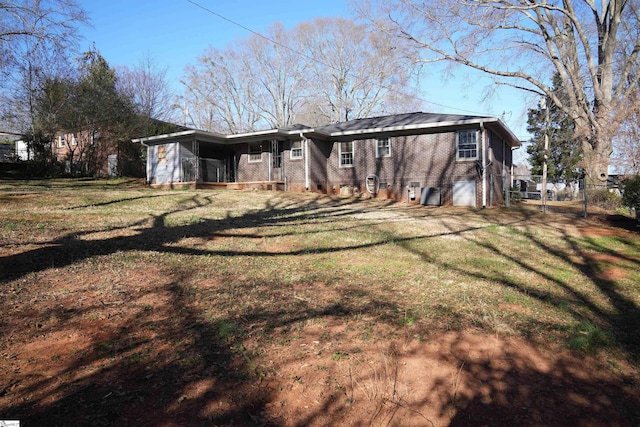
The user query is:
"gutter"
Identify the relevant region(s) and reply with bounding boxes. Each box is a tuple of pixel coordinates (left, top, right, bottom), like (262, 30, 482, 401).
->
(322, 117, 503, 138)
(132, 129, 226, 145)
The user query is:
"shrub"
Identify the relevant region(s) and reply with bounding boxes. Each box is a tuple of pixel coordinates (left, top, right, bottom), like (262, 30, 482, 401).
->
(622, 175, 640, 219)
(587, 186, 622, 211)
(509, 186, 522, 203)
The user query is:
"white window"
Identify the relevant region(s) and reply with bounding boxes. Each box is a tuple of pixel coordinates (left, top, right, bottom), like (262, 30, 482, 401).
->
(457, 130, 477, 160)
(71, 133, 77, 146)
(291, 140, 303, 159)
(339, 141, 354, 167)
(248, 143, 262, 162)
(58, 135, 65, 148)
(376, 138, 391, 158)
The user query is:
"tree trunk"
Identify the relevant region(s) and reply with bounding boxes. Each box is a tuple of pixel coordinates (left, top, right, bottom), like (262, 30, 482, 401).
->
(581, 138, 612, 184)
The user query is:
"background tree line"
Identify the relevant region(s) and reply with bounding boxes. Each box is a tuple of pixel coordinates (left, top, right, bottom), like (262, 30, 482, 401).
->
(1, 0, 639, 183)
(1, 1, 177, 176)
(180, 17, 422, 133)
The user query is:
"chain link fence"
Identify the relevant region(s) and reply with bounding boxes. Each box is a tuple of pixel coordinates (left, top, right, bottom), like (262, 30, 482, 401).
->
(507, 174, 627, 217)
(507, 175, 587, 217)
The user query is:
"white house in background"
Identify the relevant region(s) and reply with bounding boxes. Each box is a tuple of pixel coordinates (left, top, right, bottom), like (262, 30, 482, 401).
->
(15, 139, 31, 161)
(1, 132, 23, 161)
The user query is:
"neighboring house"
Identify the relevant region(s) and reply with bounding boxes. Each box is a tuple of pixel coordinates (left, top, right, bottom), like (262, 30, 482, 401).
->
(15, 140, 30, 161)
(53, 120, 190, 177)
(133, 112, 521, 207)
(1, 132, 22, 161)
(53, 130, 123, 176)
(0, 143, 12, 161)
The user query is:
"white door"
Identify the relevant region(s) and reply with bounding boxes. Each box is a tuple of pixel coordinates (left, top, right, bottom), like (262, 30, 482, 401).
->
(108, 154, 118, 176)
(453, 181, 476, 207)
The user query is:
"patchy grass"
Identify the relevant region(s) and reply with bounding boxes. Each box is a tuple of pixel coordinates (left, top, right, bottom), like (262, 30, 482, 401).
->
(0, 178, 639, 426)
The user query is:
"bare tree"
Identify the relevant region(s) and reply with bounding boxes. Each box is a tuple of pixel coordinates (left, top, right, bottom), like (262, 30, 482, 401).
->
(360, 0, 640, 182)
(181, 46, 263, 133)
(182, 23, 305, 133)
(0, 0, 88, 133)
(612, 90, 640, 175)
(0, 0, 87, 73)
(117, 53, 177, 122)
(181, 17, 422, 132)
(0, 40, 73, 134)
(244, 23, 306, 128)
(295, 17, 420, 124)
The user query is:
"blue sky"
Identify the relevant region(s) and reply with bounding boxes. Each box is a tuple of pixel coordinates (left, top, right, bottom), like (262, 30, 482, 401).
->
(78, 0, 532, 154)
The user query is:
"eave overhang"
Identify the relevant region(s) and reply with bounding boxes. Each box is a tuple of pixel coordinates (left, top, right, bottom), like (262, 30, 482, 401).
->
(132, 117, 520, 148)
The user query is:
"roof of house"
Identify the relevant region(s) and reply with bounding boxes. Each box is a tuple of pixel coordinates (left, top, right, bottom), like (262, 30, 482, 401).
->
(133, 112, 521, 147)
(316, 112, 483, 133)
(313, 112, 520, 146)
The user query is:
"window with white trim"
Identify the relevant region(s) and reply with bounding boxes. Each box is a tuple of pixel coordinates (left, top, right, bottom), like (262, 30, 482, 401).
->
(457, 130, 477, 160)
(376, 137, 391, 158)
(71, 133, 77, 146)
(339, 141, 354, 167)
(248, 143, 262, 162)
(58, 135, 65, 148)
(290, 140, 303, 159)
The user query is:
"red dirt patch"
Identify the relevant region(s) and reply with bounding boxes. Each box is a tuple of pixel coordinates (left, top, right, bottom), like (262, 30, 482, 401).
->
(579, 214, 640, 238)
(1, 190, 639, 426)
(576, 218, 640, 282)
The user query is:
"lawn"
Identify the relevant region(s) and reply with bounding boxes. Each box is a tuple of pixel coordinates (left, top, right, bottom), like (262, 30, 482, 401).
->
(1, 178, 639, 426)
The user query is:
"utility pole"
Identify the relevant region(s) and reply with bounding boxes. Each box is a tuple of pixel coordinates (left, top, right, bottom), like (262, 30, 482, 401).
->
(539, 98, 549, 213)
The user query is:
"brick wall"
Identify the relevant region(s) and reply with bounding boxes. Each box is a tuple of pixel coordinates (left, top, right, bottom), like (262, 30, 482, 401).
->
(192, 125, 514, 207)
(320, 129, 484, 204)
(282, 140, 305, 191)
(235, 142, 268, 182)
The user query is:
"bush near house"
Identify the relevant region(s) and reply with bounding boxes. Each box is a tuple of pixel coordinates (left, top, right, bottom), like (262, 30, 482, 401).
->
(587, 186, 622, 211)
(622, 175, 640, 219)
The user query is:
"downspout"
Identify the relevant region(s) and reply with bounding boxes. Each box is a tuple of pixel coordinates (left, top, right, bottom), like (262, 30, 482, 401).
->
(301, 132, 309, 191)
(511, 146, 519, 187)
(502, 137, 506, 178)
(480, 122, 487, 208)
(139, 139, 151, 184)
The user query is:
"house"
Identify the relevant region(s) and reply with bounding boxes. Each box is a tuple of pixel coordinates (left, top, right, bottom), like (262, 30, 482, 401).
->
(53, 120, 190, 177)
(133, 112, 521, 207)
(1, 132, 22, 161)
(0, 142, 12, 161)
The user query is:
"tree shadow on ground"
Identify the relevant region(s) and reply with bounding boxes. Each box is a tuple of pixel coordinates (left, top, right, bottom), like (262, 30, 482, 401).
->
(1, 187, 639, 426)
(0, 190, 397, 425)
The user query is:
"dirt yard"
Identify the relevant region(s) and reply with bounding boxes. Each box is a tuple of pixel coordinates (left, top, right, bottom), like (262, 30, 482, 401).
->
(0, 180, 639, 426)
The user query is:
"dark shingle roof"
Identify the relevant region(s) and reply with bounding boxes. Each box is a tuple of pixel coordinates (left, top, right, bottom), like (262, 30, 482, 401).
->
(279, 123, 313, 132)
(315, 112, 487, 134)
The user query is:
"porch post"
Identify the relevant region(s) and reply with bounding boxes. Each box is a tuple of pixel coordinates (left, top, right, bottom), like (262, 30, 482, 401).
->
(304, 137, 309, 190)
(268, 139, 273, 182)
(193, 139, 200, 183)
(480, 122, 487, 208)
